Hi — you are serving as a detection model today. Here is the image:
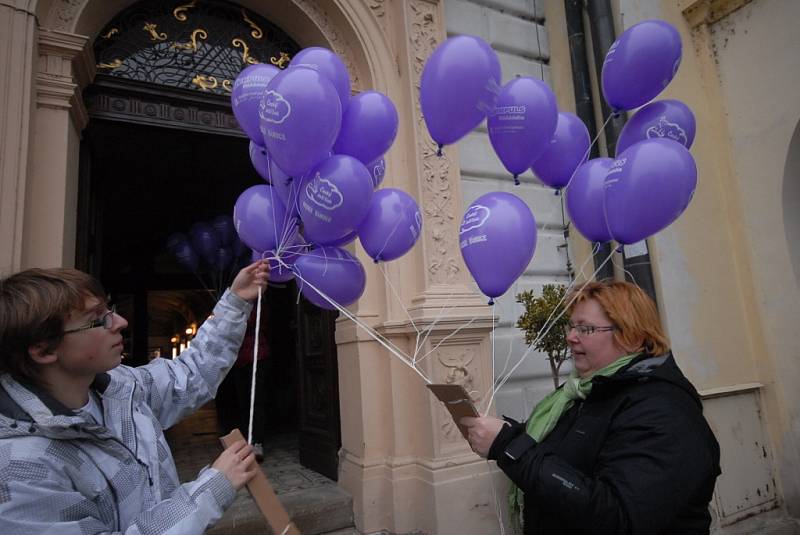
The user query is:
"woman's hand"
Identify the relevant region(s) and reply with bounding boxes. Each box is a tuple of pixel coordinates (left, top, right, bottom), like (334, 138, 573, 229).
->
(212, 440, 259, 490)
(231, 260, 269, 301)
(461, 416, 507, 458)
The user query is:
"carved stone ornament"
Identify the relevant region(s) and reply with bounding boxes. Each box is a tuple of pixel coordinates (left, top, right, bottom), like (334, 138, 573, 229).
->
(435, 345, 482, 442)
(409, 0, 460, 285)
(294, 0, 361, 91)
(49, 0, 87, 32)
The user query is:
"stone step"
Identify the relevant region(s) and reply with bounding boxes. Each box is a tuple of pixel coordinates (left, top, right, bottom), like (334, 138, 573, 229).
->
(209, 482, 354, 535)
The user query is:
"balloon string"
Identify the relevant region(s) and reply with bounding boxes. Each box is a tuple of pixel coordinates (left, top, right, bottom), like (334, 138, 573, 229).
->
(488, 460, 508, 535)
(373, 219, 404, 264)
(413, 294, 457, 364)
(562, 113, 614, 191)
(482, 244, 608, 413)
(413, 315, 481, 365)
(378, 262, 421, 338)
(248, 286, 262, 445)
(290, 267, 432, 384)
(486, 301, 497, 417)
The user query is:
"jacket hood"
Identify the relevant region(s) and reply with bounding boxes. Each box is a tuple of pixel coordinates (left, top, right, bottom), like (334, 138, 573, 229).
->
(592, 352, 703, 409)
(0, 373, 113, 441)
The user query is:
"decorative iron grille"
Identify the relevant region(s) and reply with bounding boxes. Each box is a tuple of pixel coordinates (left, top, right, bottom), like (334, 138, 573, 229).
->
(93, 0, 301, 96)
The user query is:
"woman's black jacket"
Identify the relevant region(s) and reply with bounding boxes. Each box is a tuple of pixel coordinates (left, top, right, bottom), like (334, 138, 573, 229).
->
(488, 352, 721, 535)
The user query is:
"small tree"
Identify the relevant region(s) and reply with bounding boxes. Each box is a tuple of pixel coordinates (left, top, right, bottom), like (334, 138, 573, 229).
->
(516, 284, 570, 390)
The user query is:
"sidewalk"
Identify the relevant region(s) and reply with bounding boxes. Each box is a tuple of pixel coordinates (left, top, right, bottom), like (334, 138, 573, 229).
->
(165, 401, 354, 534)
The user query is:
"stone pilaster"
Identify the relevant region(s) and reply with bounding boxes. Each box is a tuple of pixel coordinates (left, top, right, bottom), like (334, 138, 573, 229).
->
(336, 1, 501, 533)
(21, 28, 92, 268)
(0, 0, 37, 275)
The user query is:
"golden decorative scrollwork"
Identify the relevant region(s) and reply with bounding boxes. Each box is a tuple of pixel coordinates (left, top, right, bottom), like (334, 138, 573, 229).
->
(101, 28, 119, 39)
(222, 79, 233, 93)
(192, 74, 218, 91)
(171, 28, 207, 52)
(173, 0, 197, 22)
(232, 38, 259, 65)
(270, 51, 291, 69)
(96, 59, 123, 70)
(241, 9, 263, 39)
(143, 22, 167, 41)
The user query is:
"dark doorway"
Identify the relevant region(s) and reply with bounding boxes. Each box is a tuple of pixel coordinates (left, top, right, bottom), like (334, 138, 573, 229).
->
(78, 88, 341, 480)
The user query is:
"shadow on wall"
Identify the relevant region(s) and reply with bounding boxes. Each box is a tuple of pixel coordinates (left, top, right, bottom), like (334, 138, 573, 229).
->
(783, 120, 800, 287)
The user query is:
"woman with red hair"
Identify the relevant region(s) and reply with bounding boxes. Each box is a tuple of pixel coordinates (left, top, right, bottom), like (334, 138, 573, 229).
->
(463, 280, 720, 534)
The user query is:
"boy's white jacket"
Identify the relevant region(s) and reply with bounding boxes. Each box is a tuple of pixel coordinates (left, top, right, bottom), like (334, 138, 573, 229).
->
(0, 289, 252, 534)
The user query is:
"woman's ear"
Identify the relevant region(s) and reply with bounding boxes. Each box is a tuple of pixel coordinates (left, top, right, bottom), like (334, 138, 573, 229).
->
(28, 342, 58, 365)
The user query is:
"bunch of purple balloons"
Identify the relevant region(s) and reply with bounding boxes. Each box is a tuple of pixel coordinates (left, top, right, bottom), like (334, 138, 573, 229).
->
(421, 21, 698, 304)
(166, 216, 249, 296)
(229, 47, 423, 310)
(567, 19, 698, 246)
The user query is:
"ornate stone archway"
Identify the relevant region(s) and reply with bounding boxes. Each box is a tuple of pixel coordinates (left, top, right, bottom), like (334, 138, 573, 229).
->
(1, 0, 498, 532)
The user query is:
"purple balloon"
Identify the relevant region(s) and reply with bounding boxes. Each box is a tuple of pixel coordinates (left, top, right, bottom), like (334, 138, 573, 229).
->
(604, 139, 697, 244)
(260, 67, 342, 177)
(421, 35, 501, 148)
(299, 155, 373, 245)
(366, 157, 386, 189)
(233, 185, 288, 253)
(173, 241, 199, 272)
(358, 188, 422, 262)
(333, 91, 398, 165)
(531, 112, 591, 190)
(211, 214, 235, 246)
(231, 236, 246, 258)
(166, 232, 188, 253)
(615, 99, 695, 156)
(249, 141, 272, 182)
(459, 192, 537, 302)
(324, 229, 358, 247)
(601, 20, 682, 111)
(489, 77, 558, 181)
(214, 247, 233, 271)
(565, 158, 615, 243)
(189, 222, 220, 263)
(293, 246, 366, 310)
(232, 64, 281, 145)
(251, 229, 306, 282)
(289, 47, 351, 110)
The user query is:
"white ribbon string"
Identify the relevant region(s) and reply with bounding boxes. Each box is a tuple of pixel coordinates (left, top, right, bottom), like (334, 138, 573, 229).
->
(247, 286, 262, 445)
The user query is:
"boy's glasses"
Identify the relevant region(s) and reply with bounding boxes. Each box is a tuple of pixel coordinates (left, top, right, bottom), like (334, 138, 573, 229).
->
(63, 306, 116, 334)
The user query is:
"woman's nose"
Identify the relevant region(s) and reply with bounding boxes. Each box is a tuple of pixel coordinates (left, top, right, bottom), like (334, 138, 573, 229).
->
(111, 313, 128, 331)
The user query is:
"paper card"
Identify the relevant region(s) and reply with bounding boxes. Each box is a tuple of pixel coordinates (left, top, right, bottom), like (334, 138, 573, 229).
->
(219, 429, 302, 535)
(427, 384, 480, 440)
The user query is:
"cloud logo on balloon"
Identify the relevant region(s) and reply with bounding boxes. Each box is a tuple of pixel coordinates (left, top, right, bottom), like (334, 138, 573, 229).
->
(260, 90, 291, 124)
(305, 175, 344, 210)
(460, 205, 491, 234)
(646, 117, 688, 146)
(371, 160, 386, 187)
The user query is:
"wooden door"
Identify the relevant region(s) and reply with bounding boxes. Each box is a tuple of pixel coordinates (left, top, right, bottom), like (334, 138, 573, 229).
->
(295, 295, 341, 480)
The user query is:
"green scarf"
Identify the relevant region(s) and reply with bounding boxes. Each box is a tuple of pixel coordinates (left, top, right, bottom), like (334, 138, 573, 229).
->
(508, 353, 640, 530)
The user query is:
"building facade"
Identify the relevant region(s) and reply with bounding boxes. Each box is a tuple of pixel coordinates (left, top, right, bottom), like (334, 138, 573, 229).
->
(0, 0, 798, 533)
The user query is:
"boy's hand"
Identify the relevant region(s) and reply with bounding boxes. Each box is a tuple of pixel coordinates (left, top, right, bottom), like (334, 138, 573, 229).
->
(212, 440, 259, 490)
(231, 260, 269, 301)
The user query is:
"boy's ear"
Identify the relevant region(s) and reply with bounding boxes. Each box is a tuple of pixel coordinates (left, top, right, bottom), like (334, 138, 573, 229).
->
(28, 342, 57, 365)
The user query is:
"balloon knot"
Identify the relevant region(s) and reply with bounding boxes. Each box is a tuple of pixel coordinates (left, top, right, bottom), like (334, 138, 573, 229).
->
(554, 189, 562, 197)
(487, 298, 494, 306)
(611, 110, 622, 119)
(436, 145, 443, 157)
(513, 175, 520, 186)
(615, 244, 624, 253)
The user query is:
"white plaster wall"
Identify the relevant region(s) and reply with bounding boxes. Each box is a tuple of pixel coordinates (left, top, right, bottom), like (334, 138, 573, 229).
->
(445, 0, 572, 421)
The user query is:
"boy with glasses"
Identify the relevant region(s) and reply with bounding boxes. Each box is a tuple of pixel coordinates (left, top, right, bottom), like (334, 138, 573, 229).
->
(0, 261, 268, 534)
